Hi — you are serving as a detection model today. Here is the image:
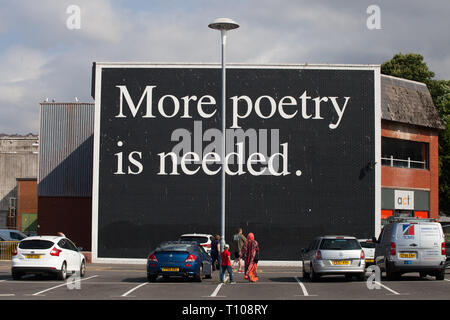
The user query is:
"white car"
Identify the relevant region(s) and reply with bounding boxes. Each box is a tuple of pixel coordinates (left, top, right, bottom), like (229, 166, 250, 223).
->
(179, 233, 213, 254)
(358, 239, 376, 267)
(11, 236, 86, 280)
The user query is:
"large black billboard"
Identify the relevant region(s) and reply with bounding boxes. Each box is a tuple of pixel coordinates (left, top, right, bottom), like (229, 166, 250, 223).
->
(92, 63, 381, 262)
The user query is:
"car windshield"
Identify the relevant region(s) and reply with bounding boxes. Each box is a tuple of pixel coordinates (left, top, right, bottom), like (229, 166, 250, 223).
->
(10, 232, 26, 240)
(319, 239, 361, 250)
(179, 236, 208, 244)
(156, 243, 194, 252)
(359, 241, 376, 248)
(19, 240, 54, 249)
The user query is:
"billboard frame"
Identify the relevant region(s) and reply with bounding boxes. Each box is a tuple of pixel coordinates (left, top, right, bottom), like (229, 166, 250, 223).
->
(91, 63, 381, 264)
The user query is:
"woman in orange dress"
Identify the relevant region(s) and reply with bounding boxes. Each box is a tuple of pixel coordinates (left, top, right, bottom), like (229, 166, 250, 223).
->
(240, 233, 259, 282)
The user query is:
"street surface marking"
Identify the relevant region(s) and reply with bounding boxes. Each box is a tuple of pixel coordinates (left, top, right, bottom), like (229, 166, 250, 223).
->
(210, 282, 224, 297)
(294, 277, 317, 297)
(374, 281, 400, 295)
(0, 294, 15, 297)
(31, 275, 98, 296)
(208, 274, 229, 298)
(121, 282, 148, 297)
(294, 277, 309, 296)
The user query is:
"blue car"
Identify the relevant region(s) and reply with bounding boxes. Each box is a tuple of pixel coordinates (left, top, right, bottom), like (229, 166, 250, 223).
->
(147, 241, 212, 282)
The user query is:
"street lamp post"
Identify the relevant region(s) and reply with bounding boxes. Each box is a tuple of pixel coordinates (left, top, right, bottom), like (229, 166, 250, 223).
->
(208, 18, 239, 252)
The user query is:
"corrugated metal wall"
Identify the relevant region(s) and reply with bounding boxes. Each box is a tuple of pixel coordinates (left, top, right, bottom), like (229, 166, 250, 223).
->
(38, 103, 94, 197)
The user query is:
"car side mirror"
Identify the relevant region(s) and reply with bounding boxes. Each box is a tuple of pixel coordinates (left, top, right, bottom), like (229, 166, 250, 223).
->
(371, 237, 378, 244)
(77, 247, 83, 252)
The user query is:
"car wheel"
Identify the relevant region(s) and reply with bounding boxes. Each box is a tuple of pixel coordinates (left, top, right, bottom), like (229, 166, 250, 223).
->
(357, 272, 365, 281)
(12, 271, 22, 280)
(385, 261, 398, 281)
(310, 263, 319, 282)
(80, 260, 86, 278)
(205, 264, 212, 279)
(435, 269, 445, 281)
(419, 272, 427, 279)
(302, 262, 309, 280)
(57, 262, 67, 281)
(196, 265, 203, 282)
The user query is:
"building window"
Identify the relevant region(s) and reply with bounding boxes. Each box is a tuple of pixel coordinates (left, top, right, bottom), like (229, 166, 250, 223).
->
(381, 137, 429, 169)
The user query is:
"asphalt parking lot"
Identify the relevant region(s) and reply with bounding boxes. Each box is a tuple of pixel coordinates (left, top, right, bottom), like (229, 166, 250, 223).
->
(0, 261, 449, 302)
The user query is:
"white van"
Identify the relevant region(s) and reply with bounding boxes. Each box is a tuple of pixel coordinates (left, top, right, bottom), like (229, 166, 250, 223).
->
(374, 218, 446, 280)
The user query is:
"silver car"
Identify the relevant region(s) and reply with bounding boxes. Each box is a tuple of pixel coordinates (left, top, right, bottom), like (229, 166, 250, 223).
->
(301, 236, 366, 281)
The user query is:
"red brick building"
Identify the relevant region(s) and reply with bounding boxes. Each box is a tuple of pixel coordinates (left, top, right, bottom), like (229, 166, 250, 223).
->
(380, 75, 445, 223)
(16, 178, 38, 233)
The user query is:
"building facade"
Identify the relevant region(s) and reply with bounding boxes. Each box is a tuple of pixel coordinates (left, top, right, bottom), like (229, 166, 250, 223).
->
(0, 135, 38, 229)
(37, 102, 94, 251)
(380, 75, 444, 223)
(37, 73, 444, 259)
(16, 178, 38, 234)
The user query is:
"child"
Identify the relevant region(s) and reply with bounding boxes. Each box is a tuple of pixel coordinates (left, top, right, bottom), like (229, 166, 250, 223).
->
(220, 244, 235, 284)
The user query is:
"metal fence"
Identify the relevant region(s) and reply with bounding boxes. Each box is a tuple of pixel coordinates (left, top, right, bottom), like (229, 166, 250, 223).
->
(0, 241, 19, 260)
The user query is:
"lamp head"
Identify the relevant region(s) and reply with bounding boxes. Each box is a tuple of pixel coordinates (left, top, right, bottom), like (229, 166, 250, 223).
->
(208, 18, 239, 31)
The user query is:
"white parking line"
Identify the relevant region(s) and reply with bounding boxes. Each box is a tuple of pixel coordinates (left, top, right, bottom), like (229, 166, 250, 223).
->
(374, 281, 400, 295)
(121, 282, 148, 297)
(31, 275, 98, 296)
(294, 277, 309, 296)
(0, 294, 15, 297)
(294, 277, 317, 297)
(210, 283, 224, 297)
(208, 274, 230, 298)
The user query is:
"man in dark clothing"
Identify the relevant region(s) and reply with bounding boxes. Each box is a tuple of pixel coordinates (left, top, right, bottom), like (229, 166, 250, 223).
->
(210, 234, 221, 271)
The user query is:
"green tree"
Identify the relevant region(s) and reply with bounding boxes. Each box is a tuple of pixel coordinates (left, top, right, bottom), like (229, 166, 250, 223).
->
(382, 53, 450, 215)
(381, 53, 435, 83)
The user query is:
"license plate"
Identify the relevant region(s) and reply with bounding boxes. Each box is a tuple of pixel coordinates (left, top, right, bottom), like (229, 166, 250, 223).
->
(365, 259, 374, 263)
(25, 254, 41, 259)
(332, 260, 350, 265)
(399, 253, 417, 259)
(161, 267, 179, 272)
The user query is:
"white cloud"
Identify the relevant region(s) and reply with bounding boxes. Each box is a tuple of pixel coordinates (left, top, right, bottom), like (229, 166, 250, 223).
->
(0, 46, 50, 84)
(76, 1, 133, 43)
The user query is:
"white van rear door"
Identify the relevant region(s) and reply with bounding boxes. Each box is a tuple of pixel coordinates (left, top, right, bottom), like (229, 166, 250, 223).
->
(394, 223, 421, 261)
(396, 223, 443, 262)
(395, 223, 420, 247)
(417, 223, 444, 262)
(418, 224, 443, 249)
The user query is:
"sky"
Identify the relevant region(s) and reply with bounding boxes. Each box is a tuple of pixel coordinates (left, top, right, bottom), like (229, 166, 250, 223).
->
(0, 0, 449, 134)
